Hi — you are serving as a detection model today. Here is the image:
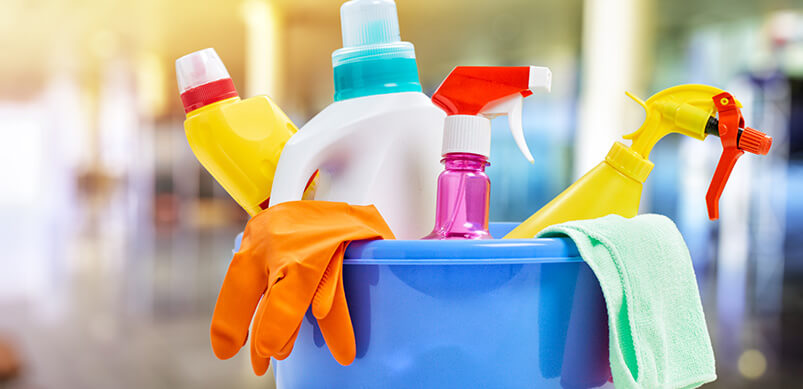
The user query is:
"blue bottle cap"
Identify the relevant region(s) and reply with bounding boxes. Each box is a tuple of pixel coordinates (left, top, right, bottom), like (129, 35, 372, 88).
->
(332, 0, 422, 101)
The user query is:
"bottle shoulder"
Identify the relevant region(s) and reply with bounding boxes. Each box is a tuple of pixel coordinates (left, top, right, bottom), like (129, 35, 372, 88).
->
(226, 95, 287, 117)
(186, 95, 294, 130)
(286, 92, 444, 146)
(185, 96, 274, 122)
(310, 92, 443, 123)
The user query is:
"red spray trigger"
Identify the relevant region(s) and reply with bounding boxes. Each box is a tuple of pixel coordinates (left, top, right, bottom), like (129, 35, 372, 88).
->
(432, 67, 540, 115)
(431, 66, 551, 162)
(705, 92, 772, 220)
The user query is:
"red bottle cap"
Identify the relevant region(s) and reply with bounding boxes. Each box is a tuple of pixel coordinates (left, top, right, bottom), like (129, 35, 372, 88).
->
(180, 78, 238, 113)
(176, 48, 239, 113)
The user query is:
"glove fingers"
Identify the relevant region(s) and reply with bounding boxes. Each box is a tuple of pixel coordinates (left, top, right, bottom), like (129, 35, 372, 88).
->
(317, 271, 356, 365)
(312, 245, 347, 319)
(239, 202, 392, 365)
(249, 332, 271, 376)
(252, 301, 302, 360)
(210, 251, 268, 360)
(273, 322, 302, 361)
(251, 288, 271, 358)
(253, 273, 318, 358)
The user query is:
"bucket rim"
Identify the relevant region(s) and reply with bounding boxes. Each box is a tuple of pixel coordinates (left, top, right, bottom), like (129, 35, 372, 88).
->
(343, 237, 581, 265)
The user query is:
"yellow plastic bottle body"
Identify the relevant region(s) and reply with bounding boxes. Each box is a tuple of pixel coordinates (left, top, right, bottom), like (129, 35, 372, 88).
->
(505, 142, 652, 238)
(184, 95, 306, 216)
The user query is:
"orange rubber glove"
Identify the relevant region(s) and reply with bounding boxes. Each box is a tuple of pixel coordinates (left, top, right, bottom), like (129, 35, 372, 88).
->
(210, 201, 395, 375)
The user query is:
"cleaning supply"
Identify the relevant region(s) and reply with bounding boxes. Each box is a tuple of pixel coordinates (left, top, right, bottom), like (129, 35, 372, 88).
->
(176, 48, 316, 216)
(268, 0, 444, 239)
(423, 66, 552, 239)
(537, 214, 717, 388)
(505, 85, 772, 238)
(271, 223, 612, 388)
(210, 201, 395, 375)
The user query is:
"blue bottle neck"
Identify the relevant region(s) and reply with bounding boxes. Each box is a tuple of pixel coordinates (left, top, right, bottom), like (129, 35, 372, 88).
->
(332, 56, 422, 101)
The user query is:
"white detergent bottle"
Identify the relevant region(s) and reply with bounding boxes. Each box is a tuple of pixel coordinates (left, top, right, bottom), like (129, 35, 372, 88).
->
(270, 0, 444, 239)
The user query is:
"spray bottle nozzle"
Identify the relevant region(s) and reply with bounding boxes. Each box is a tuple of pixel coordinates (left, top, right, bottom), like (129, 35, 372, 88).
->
(705, 92, 773, 220)
(432, 66, 551, 162)
(704, 117, 772, 155)
(621, 85, 772, 221)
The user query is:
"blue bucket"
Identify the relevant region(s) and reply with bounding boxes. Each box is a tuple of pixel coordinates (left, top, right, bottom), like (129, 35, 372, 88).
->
(236, 223, 611, 388)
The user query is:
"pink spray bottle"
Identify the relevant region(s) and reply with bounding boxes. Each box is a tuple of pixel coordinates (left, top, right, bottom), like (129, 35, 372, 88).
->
(423, 66, 552, 240)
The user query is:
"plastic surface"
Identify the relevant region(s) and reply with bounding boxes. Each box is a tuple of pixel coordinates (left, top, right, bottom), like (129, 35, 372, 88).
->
(432, 66, 551, 162)
(270, 223, 612, 388)
(176, 49, 239, 113)
(737, 127, 772, 155)
(423, 153, 490, 240)
(622, 85, 726, 158)
(339, 0, 400, 47)
(332, 0, 420, 100)
(705, 92, 772, 220)
(269, 0, 440, 239)
(505, 144, 647, 238)
(176, 48, 231, 93)
(333, 57, 421, 101)
(505, 84, 771, 238)
(183, 94, 315, 216)
(269, 91, 444, 239)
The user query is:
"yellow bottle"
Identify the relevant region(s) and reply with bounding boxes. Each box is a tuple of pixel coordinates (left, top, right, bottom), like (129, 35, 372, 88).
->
(176, 48, 315, 216)
(505, 84, 772, 238)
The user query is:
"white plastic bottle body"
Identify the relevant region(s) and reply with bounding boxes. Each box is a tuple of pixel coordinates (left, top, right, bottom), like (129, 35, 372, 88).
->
(270, 92, 444, 239)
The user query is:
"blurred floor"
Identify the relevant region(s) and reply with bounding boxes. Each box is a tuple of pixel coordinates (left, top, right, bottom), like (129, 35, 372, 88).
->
(0, 200, 271, 389)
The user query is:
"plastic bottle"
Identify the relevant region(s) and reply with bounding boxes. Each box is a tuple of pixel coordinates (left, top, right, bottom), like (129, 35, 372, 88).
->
(269, 0, 444, 239)
(504, 84, 772, 239)
(176, 48, 316, 216)
(423, 66, 552, 239)
(424, 153, 492, 240)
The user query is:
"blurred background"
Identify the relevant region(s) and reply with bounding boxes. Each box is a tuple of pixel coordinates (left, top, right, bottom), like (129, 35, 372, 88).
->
(0, 0, 801, 387)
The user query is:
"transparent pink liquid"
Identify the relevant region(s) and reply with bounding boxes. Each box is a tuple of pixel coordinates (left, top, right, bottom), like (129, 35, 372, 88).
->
(423, 153, 492, 240)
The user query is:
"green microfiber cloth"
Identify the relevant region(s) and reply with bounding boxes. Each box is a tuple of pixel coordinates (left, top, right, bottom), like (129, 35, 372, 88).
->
(537, 214, 716, 389)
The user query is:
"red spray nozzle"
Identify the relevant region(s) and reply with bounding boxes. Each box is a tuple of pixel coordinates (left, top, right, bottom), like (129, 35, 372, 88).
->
(738, 127, 772, 155)
(431, 66, 551, 162)
(705, 92, 773, 220)
(432, 66, 550, 115)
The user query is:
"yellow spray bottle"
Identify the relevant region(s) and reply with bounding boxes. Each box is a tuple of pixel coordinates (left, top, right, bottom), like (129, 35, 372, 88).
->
(504, 84, 773, 239)
(176, 48, 316, 216)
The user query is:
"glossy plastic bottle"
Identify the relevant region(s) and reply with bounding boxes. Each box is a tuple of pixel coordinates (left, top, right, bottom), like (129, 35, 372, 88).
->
(269, 0, 443, 239)
(503, 142, 651, 239)
(422, 66, 552, 240)
(177, 48, 315, 216)
(424, 153, 491, 240)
